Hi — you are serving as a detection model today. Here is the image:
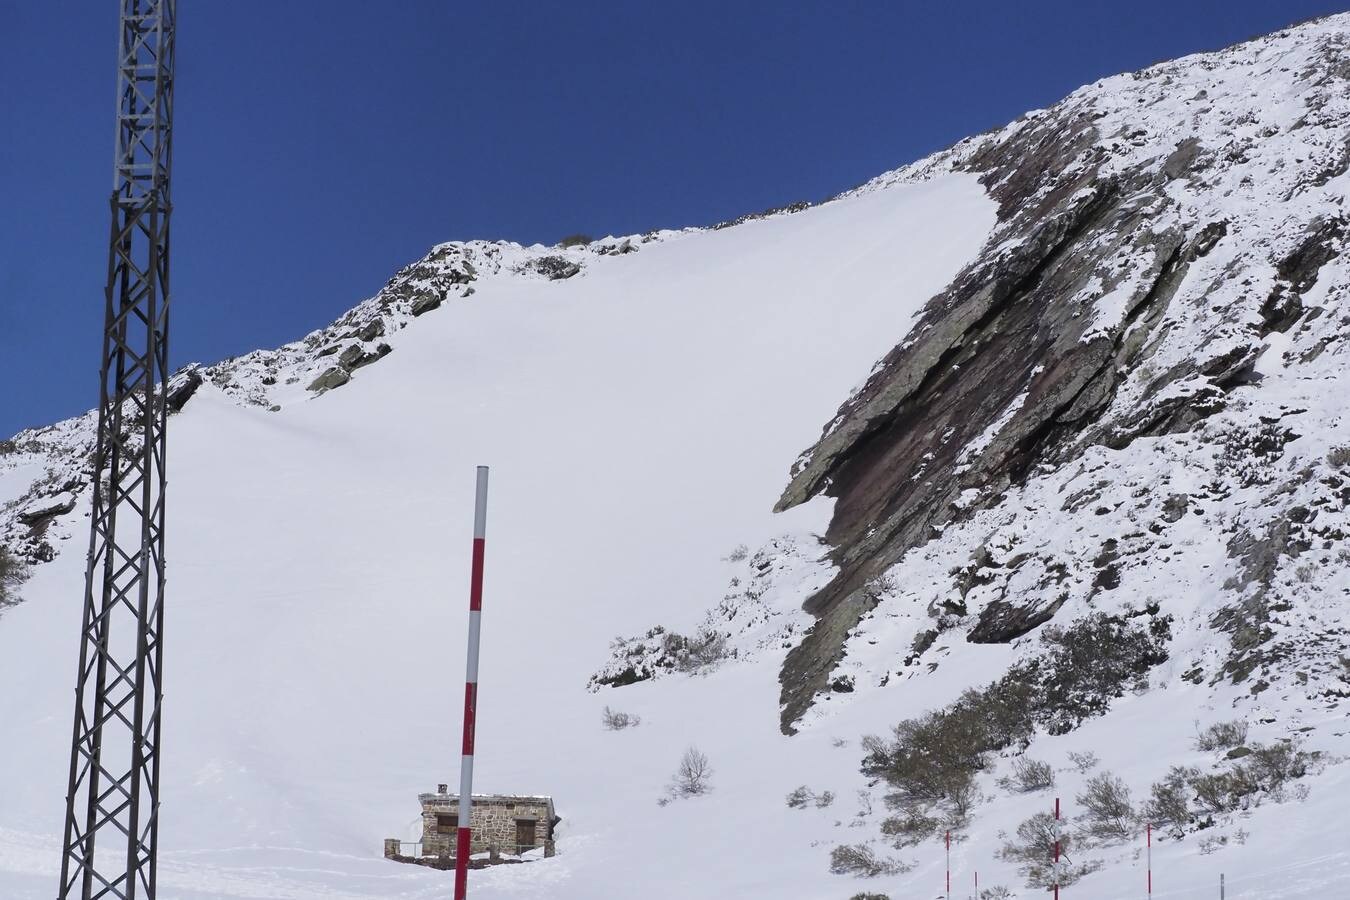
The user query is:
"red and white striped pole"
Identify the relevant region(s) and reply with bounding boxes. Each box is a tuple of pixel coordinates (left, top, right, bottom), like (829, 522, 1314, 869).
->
(454, 466, 490, 900)
(1053, 797, 1061, 900)
(1147, 822, 1152, 897)
(945, 829, 951, 900)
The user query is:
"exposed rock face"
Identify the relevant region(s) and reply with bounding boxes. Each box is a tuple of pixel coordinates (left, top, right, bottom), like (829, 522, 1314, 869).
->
(776, 19, 1350, 729)
(17, 494, 76, 528)
(165, 366, 203, 413)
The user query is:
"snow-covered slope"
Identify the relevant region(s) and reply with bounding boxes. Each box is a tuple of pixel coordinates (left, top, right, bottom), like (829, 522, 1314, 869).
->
(4, 13, 1350, 900)
(0, 174, 996, 898)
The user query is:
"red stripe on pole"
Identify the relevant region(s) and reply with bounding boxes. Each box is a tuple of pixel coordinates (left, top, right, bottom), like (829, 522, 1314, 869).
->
(461, 683, 478, 755)
(469, 538, 485, 611)
(454, 827, 472, 896)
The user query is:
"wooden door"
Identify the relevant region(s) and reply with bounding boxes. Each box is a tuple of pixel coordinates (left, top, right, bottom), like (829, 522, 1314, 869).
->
(515, 819, 537, 852)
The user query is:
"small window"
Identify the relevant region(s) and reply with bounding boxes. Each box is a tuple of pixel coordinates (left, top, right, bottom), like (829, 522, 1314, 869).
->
(436, 814, 458, 834)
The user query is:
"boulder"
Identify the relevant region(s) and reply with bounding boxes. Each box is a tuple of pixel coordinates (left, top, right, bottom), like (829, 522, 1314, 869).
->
(410, 294, 443, 317)
(967, 598, 1065, 644)
(307, 367, 351, 393)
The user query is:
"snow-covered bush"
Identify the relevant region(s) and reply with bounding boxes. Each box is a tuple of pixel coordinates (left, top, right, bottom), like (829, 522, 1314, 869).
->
(849, 893, 890, 900)
(1143, 765, 1198, 832)
(863, 612, 1169, 829)
(1248, 741, 1312, 790)
(786, 784, 835, 811)
(879, 807, 940, 846)
(1194, 720, 1249, 751)
(1033, 613, 1171, 734)
(861, 700, 993, 815)
(998, 757, 1055, 793)
(828, 844, 904, 877)
(1198, 830, 1248, 855)
(1076, 772, 1136, 839)
(601, 705, 640, 730)
(1212, 423, 1293, 488)
(1144, 742, 1313, 832)
(723, 543, 749, 562)
(1189, 767, 1260, 815)
(999, 811, 1098, 889)
(670, 627, 729, 672)
(1191, 740, 1312, 813)
(665, 746, 713, 800)
(1067, 751, 1099, 773)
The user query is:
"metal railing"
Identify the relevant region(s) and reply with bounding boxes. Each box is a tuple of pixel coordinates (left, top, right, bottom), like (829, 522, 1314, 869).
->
(384, 836, 555, 861)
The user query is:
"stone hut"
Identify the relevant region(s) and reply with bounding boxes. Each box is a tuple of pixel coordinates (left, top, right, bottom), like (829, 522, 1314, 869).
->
(417, 786, 558, 858)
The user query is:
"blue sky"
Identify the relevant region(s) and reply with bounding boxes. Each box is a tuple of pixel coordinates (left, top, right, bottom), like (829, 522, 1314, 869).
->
(2, 0, 1344, 436)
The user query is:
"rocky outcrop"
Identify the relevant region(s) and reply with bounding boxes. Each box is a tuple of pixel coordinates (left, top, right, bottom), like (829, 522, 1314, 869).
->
(522, 256, 582, 280)
(17, 494, 76, 529)
(165, 366, 203, 413)
(776, 18, 1350, 730)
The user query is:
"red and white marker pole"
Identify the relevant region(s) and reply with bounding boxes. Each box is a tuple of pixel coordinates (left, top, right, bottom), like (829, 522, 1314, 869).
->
(945, 829, 951, 900)
(454, 466, 490, 900)
(1147, 822, 1152, 897)
(1053, 797, 1061, 900)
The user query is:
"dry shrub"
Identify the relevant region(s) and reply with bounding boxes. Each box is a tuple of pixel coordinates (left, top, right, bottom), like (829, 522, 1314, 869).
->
(998, 757, 1055, 793)
(829, 844, 904, 878)
(1195, 720, 1249, 751)
(1077, 771, 1136, 839)
(668, 746, 713, 798)
(601, 706, 640, 730)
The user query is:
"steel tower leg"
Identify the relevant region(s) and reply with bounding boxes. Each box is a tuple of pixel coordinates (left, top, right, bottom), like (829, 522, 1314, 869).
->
(58, 3, 176, 898)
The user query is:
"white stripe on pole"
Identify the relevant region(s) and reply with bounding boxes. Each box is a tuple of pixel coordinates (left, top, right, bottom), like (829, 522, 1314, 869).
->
(473, 466, 488, 539)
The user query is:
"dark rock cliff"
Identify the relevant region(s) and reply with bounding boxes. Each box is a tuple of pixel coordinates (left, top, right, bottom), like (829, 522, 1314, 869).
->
(775, 17, 1350, 730)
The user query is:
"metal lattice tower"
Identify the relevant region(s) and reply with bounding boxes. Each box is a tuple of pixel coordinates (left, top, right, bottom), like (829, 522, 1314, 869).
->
(59, 2, 176, 898)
